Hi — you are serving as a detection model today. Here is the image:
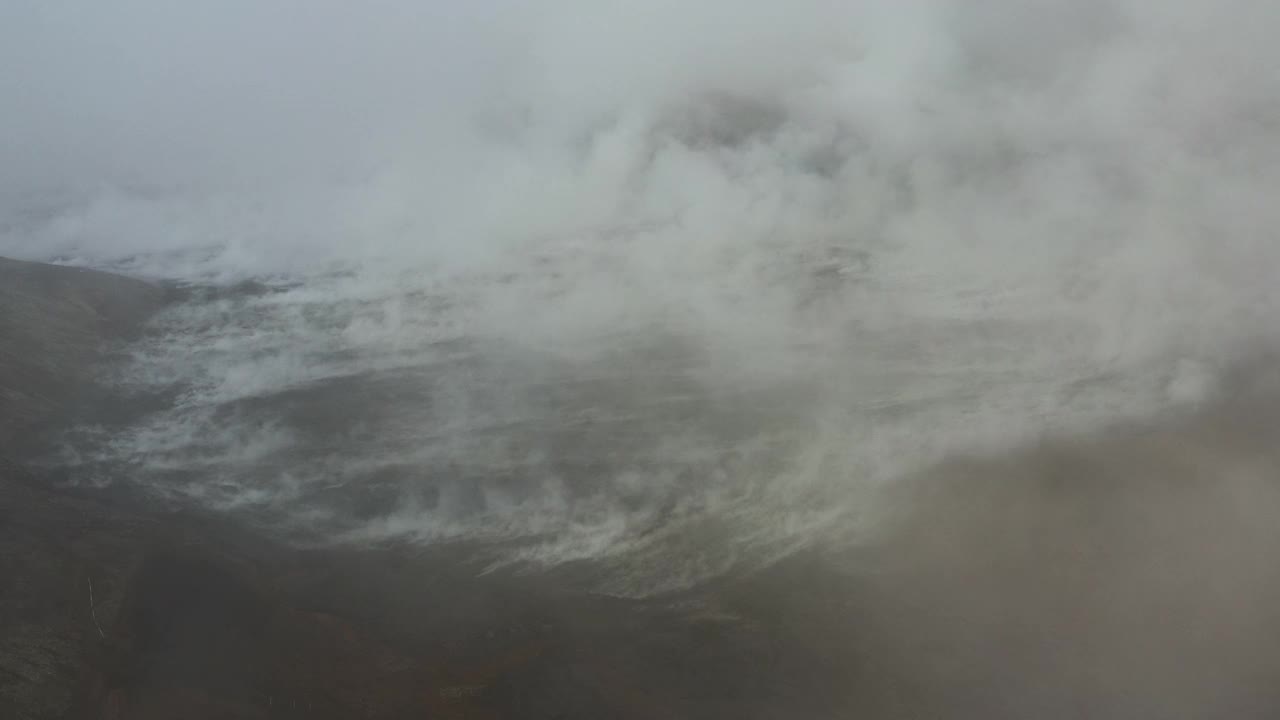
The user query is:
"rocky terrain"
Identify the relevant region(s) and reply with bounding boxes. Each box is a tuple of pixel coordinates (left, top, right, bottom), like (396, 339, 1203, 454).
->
(5, 256, 1280, 719)
(0, 257, 821, 719)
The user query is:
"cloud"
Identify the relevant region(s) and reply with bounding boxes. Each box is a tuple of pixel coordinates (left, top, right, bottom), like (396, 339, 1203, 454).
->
(15, 1, 1280, 581)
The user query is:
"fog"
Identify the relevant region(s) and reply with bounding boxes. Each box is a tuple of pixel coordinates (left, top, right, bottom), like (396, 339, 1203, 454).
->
(6, 1, 1280, 585)
(6, 1, 1280, 282)
(11, 5, 1280, 715)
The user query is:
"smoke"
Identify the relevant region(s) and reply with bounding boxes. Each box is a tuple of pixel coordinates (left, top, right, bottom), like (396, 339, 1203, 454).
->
(8, 2, 1280, 586)
(793, 376, 1280, 718)
(4, 2, 1278, 279)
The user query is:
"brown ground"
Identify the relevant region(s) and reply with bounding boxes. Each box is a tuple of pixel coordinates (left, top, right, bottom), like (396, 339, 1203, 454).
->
(5, 256, 1280, 719)
(0, 257, 810, 720)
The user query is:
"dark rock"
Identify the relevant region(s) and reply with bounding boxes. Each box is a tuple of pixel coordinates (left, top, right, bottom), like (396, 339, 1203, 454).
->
(0, 257, 163, 459)
(0, 258, 801, 720)
(8, 256, 1280, 719)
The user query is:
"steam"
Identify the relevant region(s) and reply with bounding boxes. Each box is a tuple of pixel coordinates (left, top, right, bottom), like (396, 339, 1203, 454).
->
(5, 2, 1278, 279)
(6, 1, 1280, 588)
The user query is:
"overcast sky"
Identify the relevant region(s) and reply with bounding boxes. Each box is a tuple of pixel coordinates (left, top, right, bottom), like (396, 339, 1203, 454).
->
(1, 0, 1278, 303)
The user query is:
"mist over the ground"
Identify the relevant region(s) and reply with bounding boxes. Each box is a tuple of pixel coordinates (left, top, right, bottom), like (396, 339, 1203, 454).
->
(6, 1, 1280, 285)
(5, 1, 1280, 590)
